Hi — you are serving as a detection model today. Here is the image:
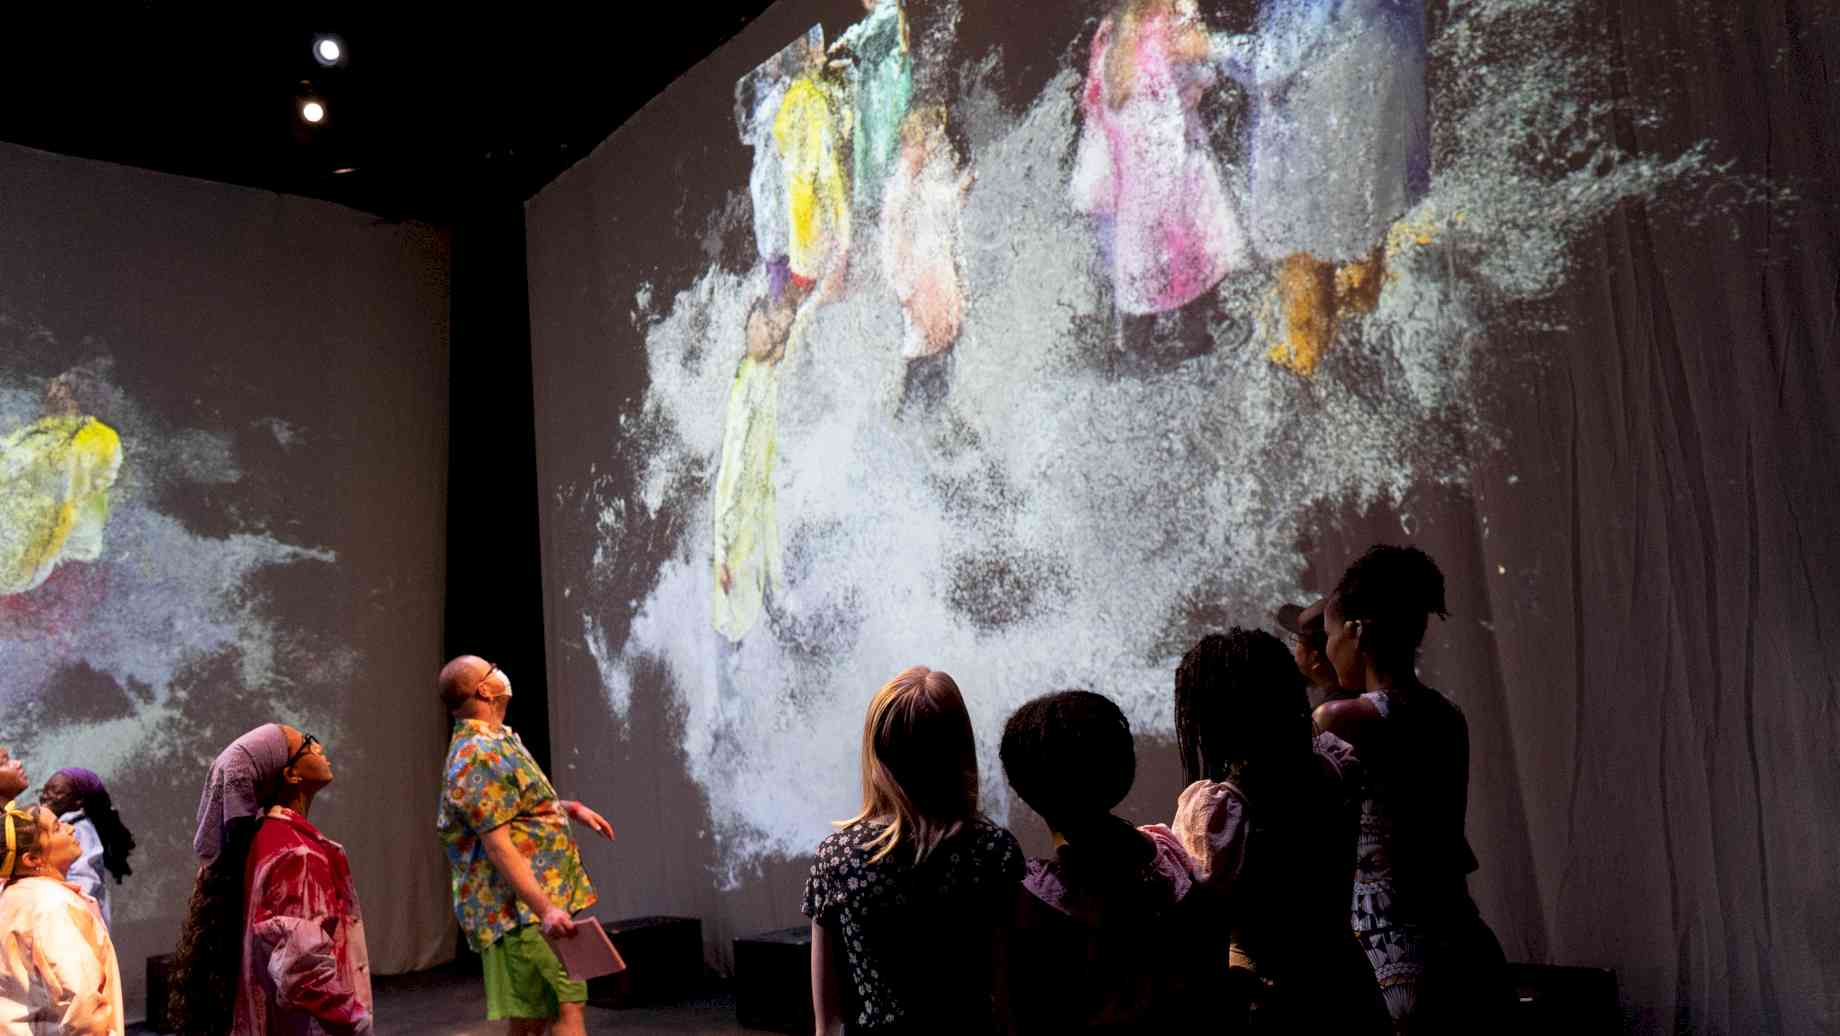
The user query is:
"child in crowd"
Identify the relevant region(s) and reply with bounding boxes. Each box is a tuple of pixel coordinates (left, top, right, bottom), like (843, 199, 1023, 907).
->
(0, 747, 24, 807)
(1277, 596, 1355, 715)
(37, 769, 134, 930)
(803, 666, 1022, 1035)
(1315, 545, 1508, 1032)
(0, 801, 124, 1035)
(1172, 629, 1389, 1034)
(1000, 690, 1209, 1032)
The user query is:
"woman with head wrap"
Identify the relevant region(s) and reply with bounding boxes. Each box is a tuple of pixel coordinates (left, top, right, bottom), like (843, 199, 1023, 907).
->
(38, 768, 135, 930)
(168, 724, 373, 1035)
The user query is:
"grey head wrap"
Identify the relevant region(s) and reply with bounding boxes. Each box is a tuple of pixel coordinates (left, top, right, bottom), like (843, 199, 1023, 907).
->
(192, 723, 290, 864)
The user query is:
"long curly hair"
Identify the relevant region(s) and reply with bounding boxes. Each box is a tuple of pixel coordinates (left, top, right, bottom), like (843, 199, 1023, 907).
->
(166, 817, 258, 1035)
(166, 737, 290, 1036)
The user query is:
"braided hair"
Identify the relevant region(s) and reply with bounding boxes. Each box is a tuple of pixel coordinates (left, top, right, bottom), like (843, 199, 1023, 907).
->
(1174, 628, 1310, 785)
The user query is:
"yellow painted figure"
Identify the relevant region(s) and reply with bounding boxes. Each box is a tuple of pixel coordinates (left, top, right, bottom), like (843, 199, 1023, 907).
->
(0, 413, 123, 595)
(774, 74, 852, 289)
(711, 302, 794, 641)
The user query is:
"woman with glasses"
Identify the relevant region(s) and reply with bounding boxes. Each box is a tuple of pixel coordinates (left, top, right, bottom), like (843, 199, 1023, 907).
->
(169, 724, 373, 1035)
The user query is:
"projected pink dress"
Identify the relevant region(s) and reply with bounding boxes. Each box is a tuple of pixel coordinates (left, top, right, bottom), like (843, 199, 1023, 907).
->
(236, 806, 373, 1036)
(1070, 4, 1251, 316)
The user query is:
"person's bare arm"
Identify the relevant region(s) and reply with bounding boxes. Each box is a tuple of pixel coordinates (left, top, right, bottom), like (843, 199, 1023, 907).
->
(479, 824, 575, 937)
(559, 800, 616, 840)
(1313, 696, 1382, 748)
(811, 921, 844, 1035)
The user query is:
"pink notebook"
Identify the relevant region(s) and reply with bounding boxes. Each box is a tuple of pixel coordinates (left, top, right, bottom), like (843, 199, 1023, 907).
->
(544, 917, 628, 982)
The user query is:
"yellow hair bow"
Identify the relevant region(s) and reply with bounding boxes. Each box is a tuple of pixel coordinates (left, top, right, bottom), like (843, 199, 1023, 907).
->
(2, 802, 34, 880)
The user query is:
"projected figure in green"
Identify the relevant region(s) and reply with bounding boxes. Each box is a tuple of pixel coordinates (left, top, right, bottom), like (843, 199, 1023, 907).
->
(0, 375, 122, 596)
(829, 0, 913, 213)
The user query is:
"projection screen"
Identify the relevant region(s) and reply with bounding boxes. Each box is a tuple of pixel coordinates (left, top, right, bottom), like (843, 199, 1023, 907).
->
(0, 141, 455, 1017)
(527, 3, 1839, 1032)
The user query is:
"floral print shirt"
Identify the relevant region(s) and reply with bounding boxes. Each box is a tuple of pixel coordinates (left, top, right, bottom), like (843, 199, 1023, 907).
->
(802, 817, 1023, 1032)
(437, 719, 595, 951)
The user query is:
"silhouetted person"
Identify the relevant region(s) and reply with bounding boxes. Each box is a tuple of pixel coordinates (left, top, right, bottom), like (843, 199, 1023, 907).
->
(804, 666, 1022, 1035)
(1277, 596, 1351, 714)
(1315, 545, 1508, 1033)
(1002, 690, 1209, 1032)
(1172, 628, 1389, 1034)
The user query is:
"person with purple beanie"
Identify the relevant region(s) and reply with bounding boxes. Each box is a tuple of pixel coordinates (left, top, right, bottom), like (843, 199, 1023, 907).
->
(37, 767, 135, 929)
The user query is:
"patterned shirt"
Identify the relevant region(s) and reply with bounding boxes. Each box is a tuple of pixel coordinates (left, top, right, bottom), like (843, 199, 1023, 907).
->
(802, 817, 1023, 1032)
(437, 719, 596, 951)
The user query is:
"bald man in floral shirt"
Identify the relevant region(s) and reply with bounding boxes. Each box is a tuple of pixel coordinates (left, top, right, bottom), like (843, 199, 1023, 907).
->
(437, 656, 615, 1036)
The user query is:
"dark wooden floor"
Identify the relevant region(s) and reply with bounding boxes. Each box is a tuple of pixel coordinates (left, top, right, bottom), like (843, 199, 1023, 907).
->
(129, 965, 755, 1035)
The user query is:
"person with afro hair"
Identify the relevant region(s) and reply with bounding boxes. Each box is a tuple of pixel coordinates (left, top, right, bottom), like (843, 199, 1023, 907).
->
(1001, 689, 1212, 1032)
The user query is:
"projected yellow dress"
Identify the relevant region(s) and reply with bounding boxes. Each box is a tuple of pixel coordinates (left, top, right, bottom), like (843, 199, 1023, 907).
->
(775, 75, 852, 286)
(710, 345, 783, 642)
(712, 72, 850, 642)
(0, 414, 123, 595)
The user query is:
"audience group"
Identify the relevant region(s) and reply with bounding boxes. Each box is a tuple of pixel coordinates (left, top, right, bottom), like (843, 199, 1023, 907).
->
(0, 541, 1500, 1036)
(803, 543, 1508, 1034)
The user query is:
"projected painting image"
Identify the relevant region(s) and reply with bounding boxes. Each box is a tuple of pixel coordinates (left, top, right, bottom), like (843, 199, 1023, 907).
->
(562, 0, 1775, 880)
(0, 347, 343, 920)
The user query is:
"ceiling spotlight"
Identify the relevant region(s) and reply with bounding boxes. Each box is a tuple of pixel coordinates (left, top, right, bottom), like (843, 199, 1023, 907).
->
(300, 100, 327, 125)
(314, 36, 345, 66)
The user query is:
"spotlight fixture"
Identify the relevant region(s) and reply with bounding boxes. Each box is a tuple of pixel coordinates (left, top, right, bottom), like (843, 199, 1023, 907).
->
(313, 35, 345, 66)
(300, 100, 327, 125)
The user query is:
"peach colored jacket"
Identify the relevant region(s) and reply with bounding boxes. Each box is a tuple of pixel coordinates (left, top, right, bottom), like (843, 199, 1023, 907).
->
(0, 875, 122, 1035)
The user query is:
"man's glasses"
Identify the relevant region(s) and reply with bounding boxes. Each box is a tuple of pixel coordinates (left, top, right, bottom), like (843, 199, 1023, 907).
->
(474, 663, 502, 699)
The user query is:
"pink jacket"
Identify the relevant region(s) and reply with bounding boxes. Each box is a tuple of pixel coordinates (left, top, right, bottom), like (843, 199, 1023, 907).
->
(234, 808, 372, 1036)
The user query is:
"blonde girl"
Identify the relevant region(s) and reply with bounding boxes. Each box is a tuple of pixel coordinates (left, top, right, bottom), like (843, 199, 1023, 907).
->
(801, 666, 1022, 1035)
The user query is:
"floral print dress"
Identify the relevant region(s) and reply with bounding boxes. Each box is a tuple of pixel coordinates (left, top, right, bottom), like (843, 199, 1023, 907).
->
(802, 817, 1022, 1033)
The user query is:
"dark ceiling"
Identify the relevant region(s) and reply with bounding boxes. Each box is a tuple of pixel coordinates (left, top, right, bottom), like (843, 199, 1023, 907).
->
(0, 5, 779, 225)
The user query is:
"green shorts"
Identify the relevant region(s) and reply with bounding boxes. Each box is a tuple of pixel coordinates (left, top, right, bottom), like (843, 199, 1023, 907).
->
(481, 923, 589, 1020)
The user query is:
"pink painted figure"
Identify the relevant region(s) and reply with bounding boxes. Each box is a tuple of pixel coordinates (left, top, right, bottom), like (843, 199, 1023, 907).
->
(879, 106, 972, 360)
(1071, 0, 1251, 317)
(234, 805, 373, 1035)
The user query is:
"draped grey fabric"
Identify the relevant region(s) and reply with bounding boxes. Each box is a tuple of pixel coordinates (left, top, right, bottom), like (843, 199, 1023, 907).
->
(0, 141, 455, 1019)
(523, 2, 1837, 1033)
